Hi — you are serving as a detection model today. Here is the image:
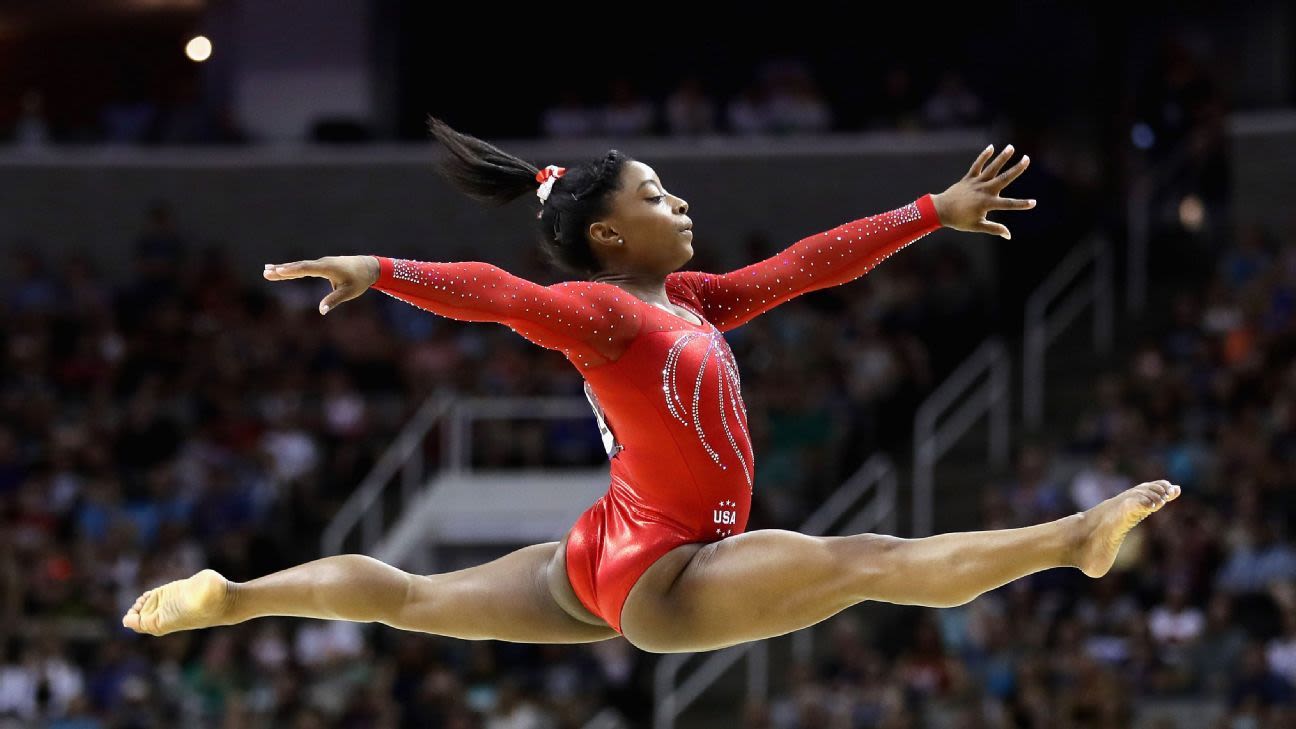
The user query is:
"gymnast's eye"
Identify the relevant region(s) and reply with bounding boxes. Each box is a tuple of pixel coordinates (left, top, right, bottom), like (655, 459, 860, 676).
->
(646, 195, 664, 204)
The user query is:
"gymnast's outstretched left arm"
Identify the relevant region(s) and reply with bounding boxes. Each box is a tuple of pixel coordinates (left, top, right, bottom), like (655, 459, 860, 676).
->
(666, 144, 1036, 332)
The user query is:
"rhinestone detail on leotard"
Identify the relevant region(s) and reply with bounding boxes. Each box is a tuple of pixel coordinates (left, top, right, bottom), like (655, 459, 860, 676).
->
(661, 327, 753, 487)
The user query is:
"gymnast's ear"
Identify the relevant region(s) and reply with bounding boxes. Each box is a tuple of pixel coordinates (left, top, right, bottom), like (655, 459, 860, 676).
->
(587, 220, 623, 251)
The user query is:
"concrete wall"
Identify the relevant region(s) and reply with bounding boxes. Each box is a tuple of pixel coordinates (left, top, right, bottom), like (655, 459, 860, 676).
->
(0, 132, 996, 282)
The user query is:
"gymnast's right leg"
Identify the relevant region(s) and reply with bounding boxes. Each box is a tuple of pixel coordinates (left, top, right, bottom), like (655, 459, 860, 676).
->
(122, 542, 620, 644)
(619, 481, 1180, 653)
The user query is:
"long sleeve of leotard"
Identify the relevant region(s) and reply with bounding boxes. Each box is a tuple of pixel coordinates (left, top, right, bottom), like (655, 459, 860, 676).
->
(665, 194, 943, 332)
(370, 257, 641, 366)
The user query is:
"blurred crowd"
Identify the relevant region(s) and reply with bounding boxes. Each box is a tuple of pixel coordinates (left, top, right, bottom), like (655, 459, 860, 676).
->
(538, 62, 986, 140)
(0, 201, 990, 728)
(745, 221, 1296, 728)
(1, 56, 988, 147)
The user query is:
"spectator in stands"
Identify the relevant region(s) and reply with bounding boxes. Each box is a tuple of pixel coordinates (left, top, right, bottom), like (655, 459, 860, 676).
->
(920, 72, 986, 130)
(601, 78, 657, 138)
(665, 76, 718, 137)
(539, 90, 600, 138)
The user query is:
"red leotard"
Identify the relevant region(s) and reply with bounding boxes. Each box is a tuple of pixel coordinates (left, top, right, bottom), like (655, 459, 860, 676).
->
(372, 194, 942, 633)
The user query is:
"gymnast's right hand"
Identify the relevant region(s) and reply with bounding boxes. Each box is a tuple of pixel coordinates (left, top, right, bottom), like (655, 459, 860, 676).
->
(263, 255, 381, 315)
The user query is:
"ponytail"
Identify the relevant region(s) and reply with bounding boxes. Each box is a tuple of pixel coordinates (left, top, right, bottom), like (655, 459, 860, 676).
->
(426, 115, 633, 278)
(426, 116, 539, 206)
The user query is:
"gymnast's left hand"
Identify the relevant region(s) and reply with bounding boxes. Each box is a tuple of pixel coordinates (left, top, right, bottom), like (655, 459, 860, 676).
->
(263, 255, 381, 315)
(930, 144, 1036, 240)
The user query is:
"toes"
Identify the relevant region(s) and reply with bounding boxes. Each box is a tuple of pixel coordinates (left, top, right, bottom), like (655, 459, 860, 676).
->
(140, 592, 162, 635)
(1138, 480, 1181, 507)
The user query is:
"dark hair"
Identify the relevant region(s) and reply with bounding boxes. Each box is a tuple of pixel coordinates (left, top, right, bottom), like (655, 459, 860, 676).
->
(426, 116, 632, 278)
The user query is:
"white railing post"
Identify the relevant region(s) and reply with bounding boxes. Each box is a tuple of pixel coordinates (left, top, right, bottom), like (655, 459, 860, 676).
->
(912, 338, 1010, 537)
(321, 394, 450, 556)
(1022, 236, 1115, 430)
(445, 403, 468, 473)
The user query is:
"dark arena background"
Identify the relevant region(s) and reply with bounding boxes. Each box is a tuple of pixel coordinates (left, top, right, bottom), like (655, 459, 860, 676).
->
(3, 2, 1296, 727)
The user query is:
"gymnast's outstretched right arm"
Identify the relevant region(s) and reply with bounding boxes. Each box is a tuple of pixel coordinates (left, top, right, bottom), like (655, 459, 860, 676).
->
(263, 255, 643, 366)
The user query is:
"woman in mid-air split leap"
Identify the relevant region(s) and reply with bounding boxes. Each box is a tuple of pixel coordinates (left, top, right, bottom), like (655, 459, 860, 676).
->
(124, 118, 1179, 654)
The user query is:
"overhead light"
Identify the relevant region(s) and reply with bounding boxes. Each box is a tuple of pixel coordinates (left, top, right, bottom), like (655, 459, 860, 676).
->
(185, 35, 211, 62)
(1179, 194, 1205, 233)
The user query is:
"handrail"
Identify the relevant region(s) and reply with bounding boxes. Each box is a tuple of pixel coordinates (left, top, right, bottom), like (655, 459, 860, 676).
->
(1023, 235, 1114, 429)
(790, 453, 897, 665)
(654, 642, 768, 729)
(652, 454, 897, 729)
(321, 394, 453, 556)
(799, 453, 898, 539)
(912, 338, 1010, 537)
(329, 395, 608, 562)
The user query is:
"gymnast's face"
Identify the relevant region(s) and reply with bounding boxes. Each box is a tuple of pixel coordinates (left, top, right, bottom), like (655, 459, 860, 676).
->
(588, 161, 693, 274)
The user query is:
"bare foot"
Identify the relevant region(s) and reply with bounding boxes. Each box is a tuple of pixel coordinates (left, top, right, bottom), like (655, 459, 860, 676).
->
(122, 569, 233, 636)
(1074, 480, 1180, 578)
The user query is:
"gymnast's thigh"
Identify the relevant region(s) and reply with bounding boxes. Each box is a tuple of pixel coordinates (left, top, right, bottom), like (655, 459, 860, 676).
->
(546, 531, 614, 628)
(394, 542, 620, 644)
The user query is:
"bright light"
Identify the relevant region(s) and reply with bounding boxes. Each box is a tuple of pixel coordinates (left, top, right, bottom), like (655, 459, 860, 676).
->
(185, 35, 212, 63)
(1179, 194, 1205, 233)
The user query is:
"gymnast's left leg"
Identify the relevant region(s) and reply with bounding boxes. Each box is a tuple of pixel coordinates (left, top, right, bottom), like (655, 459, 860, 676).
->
(619, 480, 1178, 653)
(122, 542, 620, 644)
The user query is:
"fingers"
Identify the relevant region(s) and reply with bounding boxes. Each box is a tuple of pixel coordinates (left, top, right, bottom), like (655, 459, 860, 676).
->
(990, 154, 1031, 190)
(967, 144, 995, 178)
(979, 144, 1016, 180)
(974, 219, 1012, 240)
(319, 286, 362, 315)
(991, 197, 1037, 211)
(263, 260, 327, 281)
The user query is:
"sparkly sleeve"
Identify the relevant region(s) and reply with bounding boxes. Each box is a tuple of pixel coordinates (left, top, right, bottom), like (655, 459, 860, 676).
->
(666, 194, 942, 332)
(372, 257, 640, 366)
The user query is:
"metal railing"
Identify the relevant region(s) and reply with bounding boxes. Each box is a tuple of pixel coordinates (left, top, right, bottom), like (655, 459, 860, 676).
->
(652, 454, 898, 729)
(1023, 235, 1114, 429)
(322, 395, 604, 557)
(321, 394, 452, 557)
(654, 642, 769, 729)
(912, 338, 1010, 537)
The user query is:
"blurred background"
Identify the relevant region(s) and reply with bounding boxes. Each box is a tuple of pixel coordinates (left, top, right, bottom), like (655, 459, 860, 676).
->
(3, 1, 1296, 727)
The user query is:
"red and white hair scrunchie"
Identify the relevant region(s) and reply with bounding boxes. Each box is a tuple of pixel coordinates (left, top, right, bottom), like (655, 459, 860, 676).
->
(535, 165, 567, 205)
